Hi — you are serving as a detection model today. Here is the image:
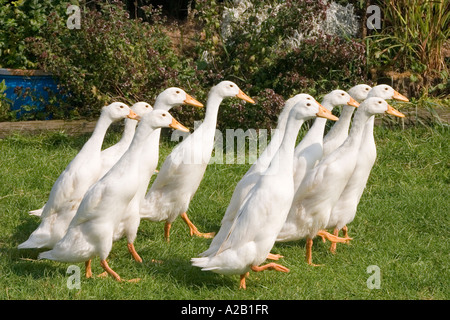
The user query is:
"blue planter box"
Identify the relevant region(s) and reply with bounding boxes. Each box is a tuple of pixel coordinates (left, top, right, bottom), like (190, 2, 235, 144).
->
(0, 68, 60, 119)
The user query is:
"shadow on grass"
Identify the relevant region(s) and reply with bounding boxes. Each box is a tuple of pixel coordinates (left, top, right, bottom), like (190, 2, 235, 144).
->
(137, 245, 237, 290)
(4, 215, 74, 280)
(11, 215, 41, 244)
(0, 243, 67, 280)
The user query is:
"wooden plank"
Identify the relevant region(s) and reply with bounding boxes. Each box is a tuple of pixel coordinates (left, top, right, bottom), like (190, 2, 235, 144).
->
(0, 120, 97, 138)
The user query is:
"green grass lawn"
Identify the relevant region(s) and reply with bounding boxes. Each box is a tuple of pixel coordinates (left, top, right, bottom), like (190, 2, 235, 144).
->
(0, 125, 448, 300)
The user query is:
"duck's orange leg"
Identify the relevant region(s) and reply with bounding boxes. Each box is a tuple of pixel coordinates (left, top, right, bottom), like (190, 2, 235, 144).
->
(239, 263, 289, 290)
(329, 228, 340, 254)
(100, 260, 121, 281)
(127, 243, 143, 263)
(306, 238, 322, 266)
(251, 263, 290, 273)
(99, 260, 140, 283)
(180, 212, 215, 239)
(85, 260, 92, 278)
(342, 225, 350, 242)
(164, 221, 172, 242)
(267, 253, 284, 260)
(239, 272, 249, 290)
(317, 229, 352, 244)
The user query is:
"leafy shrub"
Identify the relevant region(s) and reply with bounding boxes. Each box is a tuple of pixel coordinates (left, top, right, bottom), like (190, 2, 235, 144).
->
(253, 35, 366, 97)
(180, 0, 369, 131)
(23, 0, 370, 129)
(28, 0, 200, 119)
(193, 0, 368, 100)
(216, 87, 285, 131)
(0, 79, 14, 121)
(0, 0, 69, 69)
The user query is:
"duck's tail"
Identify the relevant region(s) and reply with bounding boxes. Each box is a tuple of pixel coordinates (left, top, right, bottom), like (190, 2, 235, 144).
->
(199, 246, 219, 258)
(191, 257, 220, 272)
(38, 250, 56, 261)
(191, 257, 209, 268)
(18, 233, 51, 249)
(28, 207, 44, 217)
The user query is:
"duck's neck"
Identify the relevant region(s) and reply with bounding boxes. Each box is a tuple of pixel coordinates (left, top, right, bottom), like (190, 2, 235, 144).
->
(269, 117, 305, 175)
(358, 115, 376, 150)
(153, 97, 171, 112)
(306, 117, 327, 140)
(199, 90, 223, 133)
(325, 105, 354, 140)
(345, 108, 372, 149)
(274, 99, 295, 135)
(124, 122, 154, 160)
(141, 101, 173, 163)
(82, 115, 114, 153)
(118, 118, 138, 146)
(301, 100, 334, 144)
(364, 115, 375, 135)
(254, 103, 292, 169)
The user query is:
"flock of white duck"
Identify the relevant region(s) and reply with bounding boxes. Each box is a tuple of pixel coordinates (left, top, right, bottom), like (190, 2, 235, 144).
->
(18, 81, 408, 289)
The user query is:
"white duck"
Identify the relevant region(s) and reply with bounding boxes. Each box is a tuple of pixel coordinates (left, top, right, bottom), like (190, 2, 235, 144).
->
(322, 84, 372, 158)
(273, 90, 359, 248)
(18, 102, 138, 249)
(276, 97, 405, 266)
(326, 85, 408, 253)
(191, 98, 338, 289)
(27, 102, 153, 218)
(140, 81, 255, 242)
(290, 90, 359, 193)
(112, 88, 203, 262)
(203, 91, 357, 260)
(99, 101, 153, 178)
(200, 93, 319, 258)
(38, 110, 189, 282)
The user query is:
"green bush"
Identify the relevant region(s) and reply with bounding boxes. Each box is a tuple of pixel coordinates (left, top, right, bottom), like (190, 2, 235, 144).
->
(0, 0, 70, 69)
(2, 0, 370, 129)
(27, 1, 200, 119)
(0, 79, 14, 121)
(181, 0, 369, 130)
(193, 0, 368, 99)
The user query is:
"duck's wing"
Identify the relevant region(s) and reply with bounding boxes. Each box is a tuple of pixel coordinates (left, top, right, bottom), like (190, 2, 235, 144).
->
(68, 182, 107, 226)
(215, 183, 272, 256)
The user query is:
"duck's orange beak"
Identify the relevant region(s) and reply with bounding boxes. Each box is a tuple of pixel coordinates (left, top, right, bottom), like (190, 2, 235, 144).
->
(317, 104, 339, 121)
(347, 97, 360, 108)
(392, 90, 409, 102)
(236, 89, 255, 104)
(386, 104, 405, 118)
(127, 110, 141, 121)
(169, 117, 190, 132)
(184, 94, 204, 108)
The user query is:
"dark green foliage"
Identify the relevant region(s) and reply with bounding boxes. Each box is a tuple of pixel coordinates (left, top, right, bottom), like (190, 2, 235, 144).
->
(0, 0, 70, 69)
(194, 0, 368, 98)
(0, 0, 373, 129)
(27, 1, 196, 119)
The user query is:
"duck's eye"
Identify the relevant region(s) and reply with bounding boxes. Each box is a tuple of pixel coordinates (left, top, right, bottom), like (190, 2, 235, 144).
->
(162, 113, 166, 117)
(307, 97, 311, 100)
(341, 93, 345, 96)
(306, 103, 311, 106)
(384, 87, 388, 90)
(365, 88, 369, 90)
(120, 105, 124, 108)
(378, 101, 382, 104)
(176, 90, 180, 94)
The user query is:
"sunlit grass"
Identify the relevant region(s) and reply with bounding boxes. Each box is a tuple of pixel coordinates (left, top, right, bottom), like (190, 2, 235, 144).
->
(0, 125, 448, 300)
